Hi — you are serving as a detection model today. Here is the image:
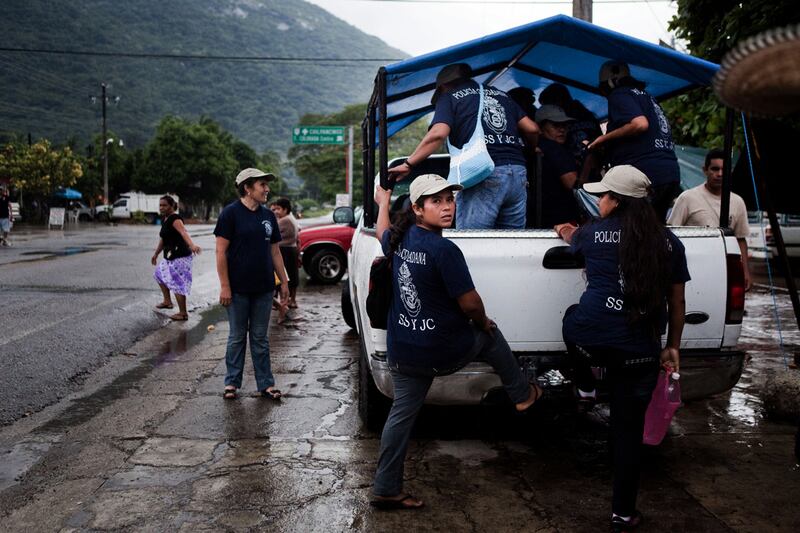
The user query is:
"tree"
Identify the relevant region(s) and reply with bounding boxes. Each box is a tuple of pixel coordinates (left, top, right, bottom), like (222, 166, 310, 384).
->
(0, 140, 83, 220)
(664, 0, 800, 148)
(80, 131, 133, 205)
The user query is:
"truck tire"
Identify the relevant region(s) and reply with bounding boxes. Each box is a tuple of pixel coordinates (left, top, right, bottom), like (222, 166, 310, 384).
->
(308, 247, 346, 284)
(96, 211, 109, 222)
(144, 213, 157, 224)
(358, 318, 391, 431)
(341, 282, 357, 331)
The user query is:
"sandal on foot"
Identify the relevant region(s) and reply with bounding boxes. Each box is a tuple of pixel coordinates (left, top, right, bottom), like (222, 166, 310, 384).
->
(370, 494, 424, 510)
(261, 388, 282, 400)
(516, 383, 544, 412)
(223, 388, 237, 400)
(169, 313, 188, 321)
(156, 302, 174, 309)
(610, 510, 643, 532)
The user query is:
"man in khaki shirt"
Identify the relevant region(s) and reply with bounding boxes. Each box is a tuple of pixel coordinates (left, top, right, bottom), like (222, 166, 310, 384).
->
(668, 148, 751, 289)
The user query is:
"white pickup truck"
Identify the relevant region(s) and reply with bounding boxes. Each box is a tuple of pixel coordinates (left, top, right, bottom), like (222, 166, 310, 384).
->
(96, 191, 178, 223)
(341, 157, 746, 428)
(341, 16, 748, 428)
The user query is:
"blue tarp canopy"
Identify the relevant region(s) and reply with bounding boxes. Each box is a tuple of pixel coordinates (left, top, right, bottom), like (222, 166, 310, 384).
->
(53, 187, 82, 200)
(379, 14, 719, 139)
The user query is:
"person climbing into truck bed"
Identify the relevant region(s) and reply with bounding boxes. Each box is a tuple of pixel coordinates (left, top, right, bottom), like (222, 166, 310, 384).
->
(370, 174, 542, 510)
(388, 63, 540, 229)
(555, 165, 688, 532)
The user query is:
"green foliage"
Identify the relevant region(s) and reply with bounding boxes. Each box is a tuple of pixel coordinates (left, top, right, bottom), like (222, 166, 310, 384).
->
(666, 0, 800, 148)
(288, 103, 436, 204)
(0, 0, 406, 153)
(131, 210, 147, 224)
(0, 140, 83, 196)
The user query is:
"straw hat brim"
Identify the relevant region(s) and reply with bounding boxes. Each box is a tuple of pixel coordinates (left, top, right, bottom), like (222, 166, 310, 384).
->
(714, 25, 800, 117)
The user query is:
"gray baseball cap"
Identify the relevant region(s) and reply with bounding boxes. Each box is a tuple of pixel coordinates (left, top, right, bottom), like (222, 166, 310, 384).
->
(534, 105, 574, 124)
(431, 63, 473, 104)
(583, 165, 652, 198)
(409, 174, 463, 203)
(235, 168, 276, 187)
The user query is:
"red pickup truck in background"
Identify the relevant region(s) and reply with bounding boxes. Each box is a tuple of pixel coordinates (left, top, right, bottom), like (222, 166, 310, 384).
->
(298, 207, 360, 283)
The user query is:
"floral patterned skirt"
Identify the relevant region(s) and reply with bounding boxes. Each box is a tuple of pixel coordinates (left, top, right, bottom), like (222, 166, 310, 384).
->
(154, 256, 193, 296)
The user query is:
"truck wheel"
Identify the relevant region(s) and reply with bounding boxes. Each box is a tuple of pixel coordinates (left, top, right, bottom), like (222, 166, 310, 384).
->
(358, 323, 390, 431)
(309, 248, 346, 284)
(144, 213, 157, 224)
(341, 282, 357, 331)
(96, 212, 109, 222)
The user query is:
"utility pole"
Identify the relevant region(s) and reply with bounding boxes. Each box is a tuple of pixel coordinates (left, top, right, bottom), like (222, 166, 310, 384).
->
(101, 83, 108, 204)
(347, 126, 354, 207)
(573, 0, 592, 22)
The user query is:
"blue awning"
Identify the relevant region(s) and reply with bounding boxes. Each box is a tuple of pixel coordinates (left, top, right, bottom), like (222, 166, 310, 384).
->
(54, 187, 82, 200)
(379, 15, 719, 139)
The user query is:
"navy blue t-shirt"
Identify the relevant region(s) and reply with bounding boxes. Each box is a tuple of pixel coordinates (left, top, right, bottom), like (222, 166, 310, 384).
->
(562, 216, 690, 354)
(381, 225, 475, 370)
(606, 87, 679, 187)
(214, 200, 281, 294)
(432, 80, 528, 167)
(539, 137, 580, 227)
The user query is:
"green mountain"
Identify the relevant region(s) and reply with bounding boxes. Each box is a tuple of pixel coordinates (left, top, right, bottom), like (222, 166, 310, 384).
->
(0, 0, 406, 152)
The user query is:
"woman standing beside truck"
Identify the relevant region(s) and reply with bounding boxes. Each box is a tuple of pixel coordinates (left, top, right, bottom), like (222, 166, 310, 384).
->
(555, 165, 688, 533)
(370, 174, 542, 510)
(151, 195, 201, 321)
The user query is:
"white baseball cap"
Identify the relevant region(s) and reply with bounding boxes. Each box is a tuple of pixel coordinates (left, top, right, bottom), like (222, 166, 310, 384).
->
(235, 168, 276, 187)
(583, 165, 652, 198)
(409, 174, 463, 203)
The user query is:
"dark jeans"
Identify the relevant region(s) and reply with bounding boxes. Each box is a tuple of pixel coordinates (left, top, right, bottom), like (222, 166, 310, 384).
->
(651, 181, 682, 223)
(224, 291, 274, 391)
(373, 325, 530, 496)
(566, 342, 658, 516)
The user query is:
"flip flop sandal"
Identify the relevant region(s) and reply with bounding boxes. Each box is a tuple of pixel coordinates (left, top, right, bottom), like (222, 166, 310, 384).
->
(223, 388, 237, 400)
(261, 389, 282, 400)
(610, 510, 643, 532)
(156, 303, 174, 309)
(169, 313, 188, 321)
(370, 494, 424, 511)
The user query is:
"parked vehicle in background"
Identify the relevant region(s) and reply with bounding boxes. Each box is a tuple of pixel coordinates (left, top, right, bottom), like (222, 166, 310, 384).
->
(67, 200, 95, 222)
(298, 206, 360, 283)
(747, 212, 770, 259)
(765, 213, 800, 258)
(10, 202, 21, 222)
(98, 192, 178, 223)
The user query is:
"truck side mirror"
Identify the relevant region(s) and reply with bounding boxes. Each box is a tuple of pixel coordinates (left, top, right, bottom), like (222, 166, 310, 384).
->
(333, 206, 355, 225)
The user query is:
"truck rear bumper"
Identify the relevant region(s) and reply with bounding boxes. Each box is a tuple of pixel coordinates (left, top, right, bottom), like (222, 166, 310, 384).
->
(369, 349, 745, 405)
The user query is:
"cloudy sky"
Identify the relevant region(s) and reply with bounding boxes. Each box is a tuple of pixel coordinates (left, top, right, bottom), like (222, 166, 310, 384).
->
(306, 0, 681, 57)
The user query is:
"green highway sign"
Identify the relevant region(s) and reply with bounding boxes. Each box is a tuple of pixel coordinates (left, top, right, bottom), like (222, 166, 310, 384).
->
(292, 125, 346, 145)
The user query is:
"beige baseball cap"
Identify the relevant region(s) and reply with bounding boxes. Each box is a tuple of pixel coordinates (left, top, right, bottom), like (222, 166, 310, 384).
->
(235, 168, 276, 187)
(409, 174, 463, 203)
(583, 165, 652, 198)
(599, 60, 631, 86)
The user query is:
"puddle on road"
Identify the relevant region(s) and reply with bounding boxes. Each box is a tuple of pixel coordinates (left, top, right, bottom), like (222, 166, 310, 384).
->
(21, 246, 98, 257)
(34, 305, 227, 434)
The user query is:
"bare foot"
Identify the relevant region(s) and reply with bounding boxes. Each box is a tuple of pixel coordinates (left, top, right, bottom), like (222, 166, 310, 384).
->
(169, 313, 188, 321)
(515, 384, 543, 412)
(370, 493, 424, 510)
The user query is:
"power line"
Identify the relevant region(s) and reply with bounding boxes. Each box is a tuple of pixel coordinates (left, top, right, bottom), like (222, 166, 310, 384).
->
(344, 0, 670, 3)
(0, 47, 403, 63)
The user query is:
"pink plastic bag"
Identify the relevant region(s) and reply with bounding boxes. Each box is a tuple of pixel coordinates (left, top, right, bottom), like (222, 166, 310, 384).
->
(643, 371, 681, 445)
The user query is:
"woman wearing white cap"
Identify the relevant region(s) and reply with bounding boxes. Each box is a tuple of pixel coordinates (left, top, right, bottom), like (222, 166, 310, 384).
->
(214, 168, 289, 401)
(370, 174, 542, 510)
(555, 165, 689, 532)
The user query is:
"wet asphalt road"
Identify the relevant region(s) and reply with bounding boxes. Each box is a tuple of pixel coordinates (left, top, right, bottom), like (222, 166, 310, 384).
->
(0, 223, 220, 425)
(0, 225, 799, 531)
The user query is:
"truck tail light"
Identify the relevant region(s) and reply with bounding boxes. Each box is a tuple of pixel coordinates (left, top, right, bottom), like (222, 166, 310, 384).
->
(726, 254, 745, 324)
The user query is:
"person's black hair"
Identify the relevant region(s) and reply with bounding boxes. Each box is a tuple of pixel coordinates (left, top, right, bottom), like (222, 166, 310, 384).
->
(539, 83, 571, 109)
(387, 197, 426, 254)
(508, 87, 536, 116)
(608, 192, 672, 337)
(160, 195, 177, 209)
(704, 148, 725, 168)
(271, 197, 292, 212)
(599, 76, 647, 96)
(237, 177, 263, 197)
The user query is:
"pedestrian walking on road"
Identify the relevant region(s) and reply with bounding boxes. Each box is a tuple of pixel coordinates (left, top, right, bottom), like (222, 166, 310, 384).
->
(0, 187, 12, 246)
(151, 195, 201, 321)
(555, 165, 689, 533)
(215, 168, 288, 401)
(370, 174, 542, 510)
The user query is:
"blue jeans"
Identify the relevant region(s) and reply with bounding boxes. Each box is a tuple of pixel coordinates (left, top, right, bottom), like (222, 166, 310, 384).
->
(456, 164, 527, 229)
(224, 291, 274, 391)
(373, 325, 530, 496)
